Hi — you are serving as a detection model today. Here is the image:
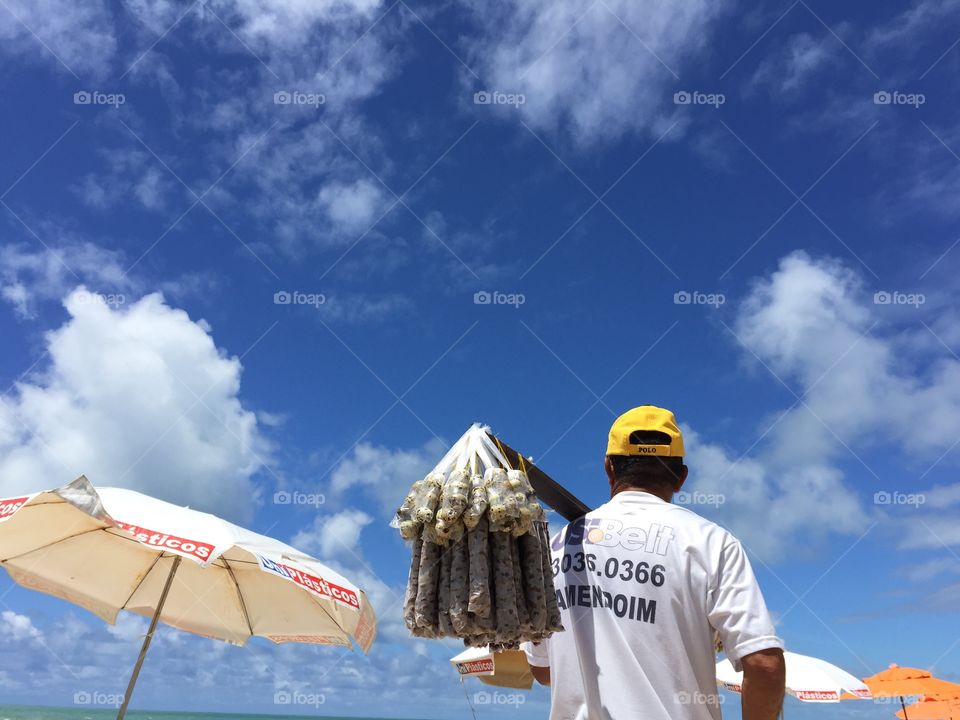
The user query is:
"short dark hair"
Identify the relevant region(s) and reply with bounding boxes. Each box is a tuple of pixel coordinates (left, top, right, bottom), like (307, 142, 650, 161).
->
(608, 455, 684, 492)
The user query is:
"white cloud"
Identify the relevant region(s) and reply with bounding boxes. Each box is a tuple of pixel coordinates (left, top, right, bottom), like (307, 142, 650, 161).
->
(735, 252, 960, 459)
(0, 240, 217, 319)
(0, 0, 390, 80)
(0, 0, 116, 77)
(0, 603, 476, 715)
(682, 429, 870, 561)
(328, 438, 447, 515)
(317, 179, 387, 234)
(865, 0, 960, 51)
(0, 611, 43, 643)
(209, 0, 384, 47)
(923, 483, 960, 508)
(0, 241, 134, 319)
(899, 511, 960, 550)
(288, 508, 426, 646)
(74, 151, 178, 213)
(901, 556, 960, 582)
(0, 288, 270, 520)
(105, 613, 148, 642)
(314, 293, 413, 324)
(681, 252, 960, 560)
(292, 509, 374, 558)
(465, 0, 727, 144)
(749, 33, 835, 95)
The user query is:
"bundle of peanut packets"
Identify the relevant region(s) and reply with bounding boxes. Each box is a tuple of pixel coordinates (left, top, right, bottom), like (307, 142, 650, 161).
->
(392, 424, 563, 650)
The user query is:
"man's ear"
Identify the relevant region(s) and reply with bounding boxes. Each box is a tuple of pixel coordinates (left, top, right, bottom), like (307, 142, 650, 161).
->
(675, 464, 689, 492)
(604, 456, 616, 488)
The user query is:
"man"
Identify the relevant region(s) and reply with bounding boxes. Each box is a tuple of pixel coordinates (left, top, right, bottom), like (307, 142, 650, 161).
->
(524, 406, 785, 720)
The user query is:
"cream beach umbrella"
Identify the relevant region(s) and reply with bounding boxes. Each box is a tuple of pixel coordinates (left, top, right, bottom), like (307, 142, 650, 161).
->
(0, 476, 377, 719)
(450, 645, 534, 690)
(717, 651, 871, 703)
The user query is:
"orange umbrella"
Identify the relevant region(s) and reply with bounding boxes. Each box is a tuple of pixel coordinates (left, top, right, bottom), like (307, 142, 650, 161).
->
(864, 665, 960, 720)
(896, 696, 960, 720)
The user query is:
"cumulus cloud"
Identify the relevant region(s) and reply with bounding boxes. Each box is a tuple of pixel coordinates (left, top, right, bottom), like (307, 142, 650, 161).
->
(292, 509, 374, 558)
(0, 288, 270, 520)
(288, 508, 427, 646)
(735, 252, 960, 460)
(0, 604, 478, 715)
(317, 179, 387, 234)
(464, 0, 728, 144)
(328, 438, 447, 515)
(681, 252, 960, 560)
(0, 611, 44, 643)
(684, 429, 870, 561)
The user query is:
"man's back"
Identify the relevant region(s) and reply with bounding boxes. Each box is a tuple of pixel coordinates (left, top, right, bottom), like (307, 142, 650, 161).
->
(529, 490, 781, 720)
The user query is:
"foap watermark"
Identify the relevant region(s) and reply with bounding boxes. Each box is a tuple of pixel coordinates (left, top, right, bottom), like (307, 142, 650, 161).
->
(274, 90, 326, 107)
(273, 490, 325, 508)
(675, 491, 726, 508)
(73, 289, 126, 308)
(474, 90, 526, 107)
(873, 290, 925, 307)
(676, 691, 724, 707)
(873, 90, 925, 108)
(474, 690, 526, 708)
(874, 491, 925, 508)
(74, 90, 125, 108)
(474, 290, 525, 308)
(74, 690, 124, 708)
(674, 290, 725, 308)
(274, 290, 326, 308)
(273, 690, 326, 708)
(673, 90, 725, 108)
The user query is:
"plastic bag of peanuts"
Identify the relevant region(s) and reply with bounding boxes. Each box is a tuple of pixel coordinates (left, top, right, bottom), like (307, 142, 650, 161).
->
(394, 424, 563, 649)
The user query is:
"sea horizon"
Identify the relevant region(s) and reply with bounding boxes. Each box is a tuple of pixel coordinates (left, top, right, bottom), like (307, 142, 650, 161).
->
(0, 706, 424, 720)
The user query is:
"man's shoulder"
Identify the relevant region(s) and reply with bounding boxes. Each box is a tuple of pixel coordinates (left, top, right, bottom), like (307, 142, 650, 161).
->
(549, 495, 739, 550)
(594, 494, 732, 530)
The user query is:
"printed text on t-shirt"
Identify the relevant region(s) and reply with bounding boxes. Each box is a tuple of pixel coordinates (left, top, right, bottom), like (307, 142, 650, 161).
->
(553, 517, 676, 554)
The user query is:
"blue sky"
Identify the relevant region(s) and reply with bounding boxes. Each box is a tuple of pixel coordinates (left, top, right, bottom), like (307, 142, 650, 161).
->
(1, 0, 959, 718)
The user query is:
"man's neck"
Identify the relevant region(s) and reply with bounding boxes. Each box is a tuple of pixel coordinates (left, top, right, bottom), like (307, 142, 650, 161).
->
(610, 485, 673, 503)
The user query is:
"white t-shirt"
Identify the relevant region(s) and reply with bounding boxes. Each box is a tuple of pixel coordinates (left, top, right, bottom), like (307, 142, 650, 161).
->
(524, 490, 782, 720)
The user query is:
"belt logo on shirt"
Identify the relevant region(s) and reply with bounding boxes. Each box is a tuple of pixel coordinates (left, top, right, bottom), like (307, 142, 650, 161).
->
(553, 517, 675, 555)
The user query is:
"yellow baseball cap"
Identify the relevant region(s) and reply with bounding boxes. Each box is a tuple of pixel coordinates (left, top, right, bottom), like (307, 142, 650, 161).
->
(607, 405, 685, 457)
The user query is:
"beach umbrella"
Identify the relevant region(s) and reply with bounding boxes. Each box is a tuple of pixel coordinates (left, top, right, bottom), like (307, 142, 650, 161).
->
(450, 645, 534, 690)
(0, 476, 377, 719)
(864, 665, 960, 720)
(717, 651, 872, 703)
(897, 696, 960, 720)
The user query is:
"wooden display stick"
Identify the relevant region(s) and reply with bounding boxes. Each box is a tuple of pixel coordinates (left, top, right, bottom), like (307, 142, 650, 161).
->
(487, 433, 590, 522)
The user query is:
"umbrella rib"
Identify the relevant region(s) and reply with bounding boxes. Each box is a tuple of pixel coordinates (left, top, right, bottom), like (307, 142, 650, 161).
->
(305, 587, 351, 642)
(118, 552, 165, 611)
(221, 557, 254, 638)
(0, 526, 108, 563)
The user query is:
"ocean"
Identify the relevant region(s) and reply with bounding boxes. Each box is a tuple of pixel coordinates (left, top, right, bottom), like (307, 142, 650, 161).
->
(0, 710, 401, 720)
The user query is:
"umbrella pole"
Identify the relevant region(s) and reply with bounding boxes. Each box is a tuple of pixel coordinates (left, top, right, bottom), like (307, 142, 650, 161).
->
(901, 695, 908, 720)
(116, 555, 182, 720)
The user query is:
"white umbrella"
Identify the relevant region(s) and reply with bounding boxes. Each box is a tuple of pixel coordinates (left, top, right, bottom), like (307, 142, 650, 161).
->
(717, 651, 871, 703)
(450, 645, 533, 690)
(0, 476, 377, 718)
